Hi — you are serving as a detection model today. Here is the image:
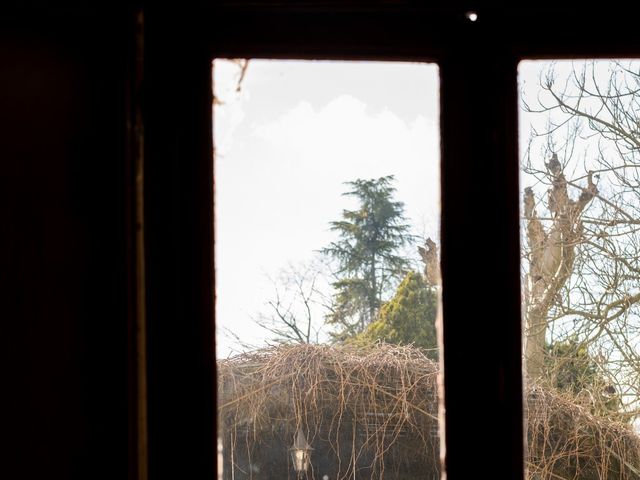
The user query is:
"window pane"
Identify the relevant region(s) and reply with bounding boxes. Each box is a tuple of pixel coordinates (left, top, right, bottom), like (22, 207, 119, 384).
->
(519, 60, 640, 480)
(214, 59, 442, 479)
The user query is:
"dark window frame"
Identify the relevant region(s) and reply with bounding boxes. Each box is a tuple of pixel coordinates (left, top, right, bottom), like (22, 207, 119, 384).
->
(142, 4, 640, 480)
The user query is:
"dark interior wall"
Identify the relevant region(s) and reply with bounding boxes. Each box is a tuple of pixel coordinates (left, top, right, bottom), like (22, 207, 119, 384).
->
(5, 3, 640, 480)
(143, 8, 215, 480)
(1, 9, 132, 479)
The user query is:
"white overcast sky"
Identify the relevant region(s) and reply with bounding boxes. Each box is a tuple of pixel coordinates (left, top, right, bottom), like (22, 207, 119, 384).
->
(213, 60, 440, 357)
(214, 59, 640, 430)
(213, 58, 618, 358)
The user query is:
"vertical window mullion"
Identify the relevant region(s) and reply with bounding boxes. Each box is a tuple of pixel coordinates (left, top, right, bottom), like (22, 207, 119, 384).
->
(439, 50, 523, 480)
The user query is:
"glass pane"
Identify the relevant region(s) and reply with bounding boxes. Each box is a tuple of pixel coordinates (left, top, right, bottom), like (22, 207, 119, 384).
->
(214, 59, 442, 479)
(519, 60, 640, 480)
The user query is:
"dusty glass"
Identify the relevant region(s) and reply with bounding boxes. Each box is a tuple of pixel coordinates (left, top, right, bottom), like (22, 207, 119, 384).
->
(214, 59, 443, 480)
(519, 59, 640, 480)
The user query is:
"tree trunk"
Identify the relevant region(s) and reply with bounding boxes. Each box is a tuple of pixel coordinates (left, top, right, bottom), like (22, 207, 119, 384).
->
(524, 305, 547, 378)
(523, 155, 597, 380)
(369, 256, 377, 327)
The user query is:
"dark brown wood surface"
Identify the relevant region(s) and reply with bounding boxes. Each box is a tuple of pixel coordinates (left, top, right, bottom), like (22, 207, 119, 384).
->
(3, 3, 640, 480)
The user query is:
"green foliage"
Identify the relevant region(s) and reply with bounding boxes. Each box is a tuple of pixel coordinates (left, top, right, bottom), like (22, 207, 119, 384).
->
(353, 272, 438, 359)
(322, 176, 414, 338)
(544, 338, 621, 417)
(545, 338, 596, 394)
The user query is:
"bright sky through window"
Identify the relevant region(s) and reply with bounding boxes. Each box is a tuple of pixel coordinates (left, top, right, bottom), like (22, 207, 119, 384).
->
(213, 60, 440, 357)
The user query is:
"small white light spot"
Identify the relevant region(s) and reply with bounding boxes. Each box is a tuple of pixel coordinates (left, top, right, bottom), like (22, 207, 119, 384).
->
(466, 11, 478, 22)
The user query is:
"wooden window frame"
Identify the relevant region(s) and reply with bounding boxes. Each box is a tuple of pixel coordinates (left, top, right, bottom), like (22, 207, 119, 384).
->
(141, 4, 640, 480)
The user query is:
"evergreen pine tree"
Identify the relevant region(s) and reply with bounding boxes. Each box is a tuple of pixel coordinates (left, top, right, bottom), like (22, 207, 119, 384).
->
(322, 175, 414, 338)
(354, 271, 438, 359)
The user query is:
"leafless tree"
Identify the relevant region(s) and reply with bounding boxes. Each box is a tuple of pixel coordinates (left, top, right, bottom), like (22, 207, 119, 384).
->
(254, 260, 332, 345)
(522, 60, 640, 421)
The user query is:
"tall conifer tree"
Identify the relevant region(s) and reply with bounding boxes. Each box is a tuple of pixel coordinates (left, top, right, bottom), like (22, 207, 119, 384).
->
(322, 175, 414, 338)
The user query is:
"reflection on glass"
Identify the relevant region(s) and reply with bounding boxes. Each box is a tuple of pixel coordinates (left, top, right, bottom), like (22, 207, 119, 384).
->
(519, 60, 640, 479)
(214, 60, 442, 479)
